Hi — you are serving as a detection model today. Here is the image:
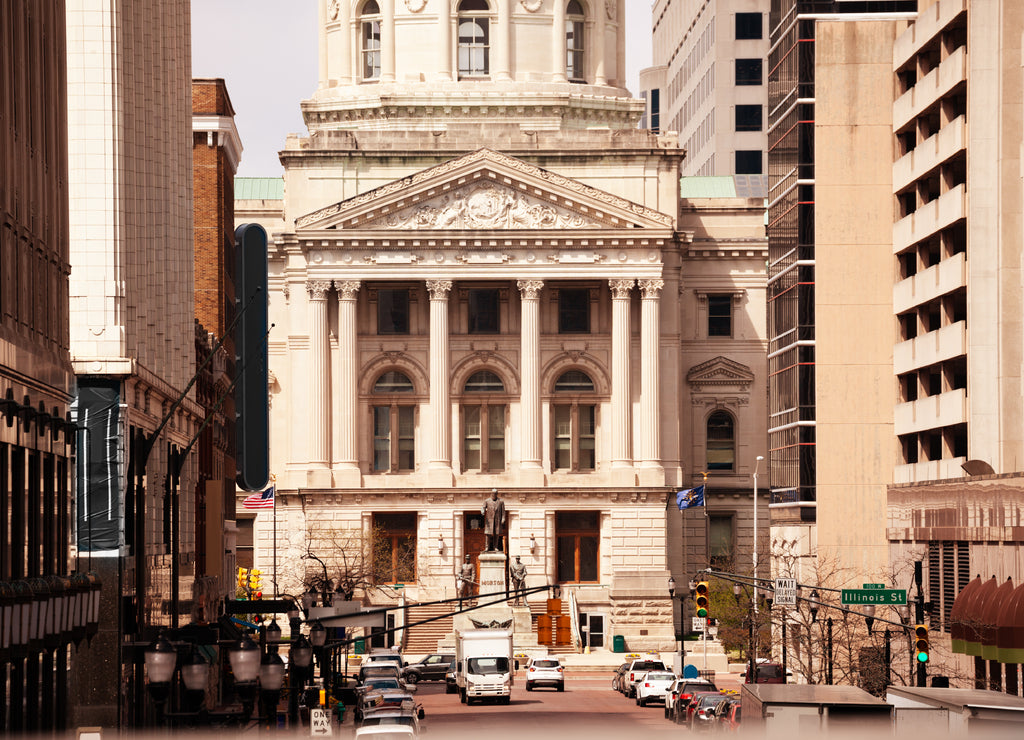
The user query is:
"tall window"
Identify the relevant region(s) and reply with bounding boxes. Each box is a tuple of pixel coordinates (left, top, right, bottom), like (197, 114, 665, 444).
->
(458, 0, 490, 78)
(708, 294, 733, 336)
(709, 515, 734, 569)
(557, 511, 599, 583)
(552, 371, 596, 471)
(566, 1, 585, 83)
(372, 372, 415, 472)
(735, 105, 763, 132)
(558, 287, 590, 333)
(360, 0, 382, 81)
(468, 288, 499, 333)
(706, 411, 735, 471)
(377, 288, 410, 334)
(373, 513, 417, 584)
(462, 371, 506, 472)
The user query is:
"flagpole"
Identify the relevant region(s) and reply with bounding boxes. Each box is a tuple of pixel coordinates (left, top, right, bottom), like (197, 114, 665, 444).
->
(272, 477, 278, 598)
(701, 471, 710, 670)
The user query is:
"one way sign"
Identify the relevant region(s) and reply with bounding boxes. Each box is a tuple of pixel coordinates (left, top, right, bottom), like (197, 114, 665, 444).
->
(310, 708, 332, 737)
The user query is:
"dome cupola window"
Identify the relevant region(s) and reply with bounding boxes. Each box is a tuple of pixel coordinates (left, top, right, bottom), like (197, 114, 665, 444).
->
(566, 1, 586, 83)
(458, 0, 490, 78)
(360, 0, 382, 81)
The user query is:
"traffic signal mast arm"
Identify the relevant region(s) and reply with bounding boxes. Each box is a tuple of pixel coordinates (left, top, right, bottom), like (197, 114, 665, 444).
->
(699, 568, 919, 635)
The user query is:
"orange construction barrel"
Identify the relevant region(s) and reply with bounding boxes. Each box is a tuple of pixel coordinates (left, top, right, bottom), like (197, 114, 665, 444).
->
(537, 614, 552, 644)
(546, 598, 562, 615)
(555, 615, 571, 645)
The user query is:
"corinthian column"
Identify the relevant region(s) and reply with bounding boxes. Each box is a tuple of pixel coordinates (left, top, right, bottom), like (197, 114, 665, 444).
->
(427, 279, 453, 484)
(551, 0, 567, 82)
(381, 0, 396, 82)
(336, 0, 352, 85)
(639, 279, 664, 484)
(335, 280, 361, 485)
(609, 279, 634, 474)
(594, 0, 607, 86)
(495, 0, 512, 81)
(307, 280, 332, 483)
(518, 280, 544, 482)
(437, 1, 452, 80)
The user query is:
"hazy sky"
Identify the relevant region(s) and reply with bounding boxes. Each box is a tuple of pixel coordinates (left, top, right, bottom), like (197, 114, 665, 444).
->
(191, 1, 653, 178)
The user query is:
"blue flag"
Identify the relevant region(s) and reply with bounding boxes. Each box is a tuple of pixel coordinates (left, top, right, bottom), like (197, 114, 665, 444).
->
(676, 485, 705, 510)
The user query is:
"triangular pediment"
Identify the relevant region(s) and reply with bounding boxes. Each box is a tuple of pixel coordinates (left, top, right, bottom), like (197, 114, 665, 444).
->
(294, 148, 674, 232)
(686, 356, 755, 391)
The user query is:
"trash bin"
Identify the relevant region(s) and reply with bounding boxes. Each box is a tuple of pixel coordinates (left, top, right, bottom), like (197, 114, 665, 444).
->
(354, 638, 365, 655)
(612, 634, 625, 653)
(555, 615, 571, 646)
(537, 614, 552, 645)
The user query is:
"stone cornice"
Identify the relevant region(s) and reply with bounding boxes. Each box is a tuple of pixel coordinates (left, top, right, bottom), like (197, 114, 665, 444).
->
(192, 114, 242, 173)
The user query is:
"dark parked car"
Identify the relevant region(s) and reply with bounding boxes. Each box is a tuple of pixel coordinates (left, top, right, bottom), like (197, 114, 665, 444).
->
(690, 693, 728, 732)
(681, 690, 723, 727)
(402, 652, 455, 684)
(669, 680, 717, 723)
(721, 700, 742, 732)
(612, 663, 630, 693)
(445, 660, 457, 694)
(743, 662, 787, 684)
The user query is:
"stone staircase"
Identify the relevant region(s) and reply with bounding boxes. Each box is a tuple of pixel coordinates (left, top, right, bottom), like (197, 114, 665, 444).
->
(402, 600, 460, 655)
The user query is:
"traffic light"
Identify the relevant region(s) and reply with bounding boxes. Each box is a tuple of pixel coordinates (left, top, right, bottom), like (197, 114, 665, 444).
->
(695, 581, 710, 619)
(914, 624, 930, 663)
(237, 567, 249, 590)
(249, 568, 262, 594)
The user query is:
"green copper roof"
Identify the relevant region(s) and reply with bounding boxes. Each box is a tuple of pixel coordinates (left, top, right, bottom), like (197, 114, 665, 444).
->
(236, 177, 284, 200)
(679, 174, 769, 199)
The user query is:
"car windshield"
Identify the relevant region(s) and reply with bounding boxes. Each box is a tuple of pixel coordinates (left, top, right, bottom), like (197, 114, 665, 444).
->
(363, 678, 401, 690)
(533, 660, 559, 668)
(361, 716, 415, 727)
(758, 665, 782, 678)
(646, 672, 675, 681)
(466, 657, 509, 675)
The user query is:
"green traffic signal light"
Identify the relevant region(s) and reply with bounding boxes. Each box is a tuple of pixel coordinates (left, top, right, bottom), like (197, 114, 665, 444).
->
(695, 581, 710, 619)
(914, 624, 929, 663)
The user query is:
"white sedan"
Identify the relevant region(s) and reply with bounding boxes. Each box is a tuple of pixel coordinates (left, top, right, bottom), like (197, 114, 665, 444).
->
(634, 670, 677, 707)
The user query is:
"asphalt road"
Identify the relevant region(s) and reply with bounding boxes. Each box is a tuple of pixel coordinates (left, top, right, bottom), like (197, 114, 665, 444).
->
(391, 674, 691, 740)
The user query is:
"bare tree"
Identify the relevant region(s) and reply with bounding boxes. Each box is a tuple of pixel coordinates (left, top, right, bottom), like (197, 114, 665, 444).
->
(297, 522, 417, 602)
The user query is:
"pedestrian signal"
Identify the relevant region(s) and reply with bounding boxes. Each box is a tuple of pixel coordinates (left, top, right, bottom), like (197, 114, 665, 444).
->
(915, 624, 929, 663)
(695, 581, 710, 619)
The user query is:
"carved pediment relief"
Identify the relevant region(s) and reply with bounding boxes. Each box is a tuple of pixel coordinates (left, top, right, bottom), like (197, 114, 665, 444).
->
(686, 356, 755, 392)
(295, 148, 674, 232)
(380, 181, 600, 230)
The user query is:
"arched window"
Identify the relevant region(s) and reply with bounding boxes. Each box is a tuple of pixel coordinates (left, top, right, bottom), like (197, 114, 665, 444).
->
(552, 370, 596, 471)
(372, 371, 415, 472)
(706, 411, 735, 471)
(458, 0, 490, 78)
(566, 1, 586, 83)
(462, 371, 506, 472)
(360, 0, 382, 81)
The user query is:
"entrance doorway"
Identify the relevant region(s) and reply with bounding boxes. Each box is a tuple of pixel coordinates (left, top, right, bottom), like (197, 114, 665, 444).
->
(579, 611, 606, 649)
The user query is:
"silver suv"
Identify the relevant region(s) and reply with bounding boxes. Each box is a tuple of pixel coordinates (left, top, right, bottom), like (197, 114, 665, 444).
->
(525, 656, 565, 692)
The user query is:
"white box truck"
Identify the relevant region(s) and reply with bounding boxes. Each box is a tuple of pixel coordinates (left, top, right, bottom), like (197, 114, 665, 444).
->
(455, 629, 516, 705)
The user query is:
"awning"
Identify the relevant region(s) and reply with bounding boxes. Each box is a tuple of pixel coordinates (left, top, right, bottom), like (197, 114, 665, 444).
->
(951, 575, 1024, 663)
(997, 583, 1024, 664)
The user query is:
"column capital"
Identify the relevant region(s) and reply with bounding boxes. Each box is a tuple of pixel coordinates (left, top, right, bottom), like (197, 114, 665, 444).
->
(334, 279, 361, 300)
(426, 279, 453, 300)
(306, 279, 332, 300)
(639, 279, 665, 299)
(516, 279, 544, 300)
(608, 278, 635, 300)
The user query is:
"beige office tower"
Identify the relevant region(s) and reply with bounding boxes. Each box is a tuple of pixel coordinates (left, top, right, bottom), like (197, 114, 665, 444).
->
(642, 0, 769, 177)
(236, 0, 769, 656)
(766, 0, 915, 586)
(888, 0, 1024, 691)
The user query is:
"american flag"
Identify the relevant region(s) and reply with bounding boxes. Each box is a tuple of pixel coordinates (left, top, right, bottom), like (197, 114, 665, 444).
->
(243, 486, 275, 510)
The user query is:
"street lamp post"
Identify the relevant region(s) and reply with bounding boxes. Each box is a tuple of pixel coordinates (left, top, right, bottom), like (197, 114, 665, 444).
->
(752, 455, 764, 612)
(668, 577, 696, 675)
